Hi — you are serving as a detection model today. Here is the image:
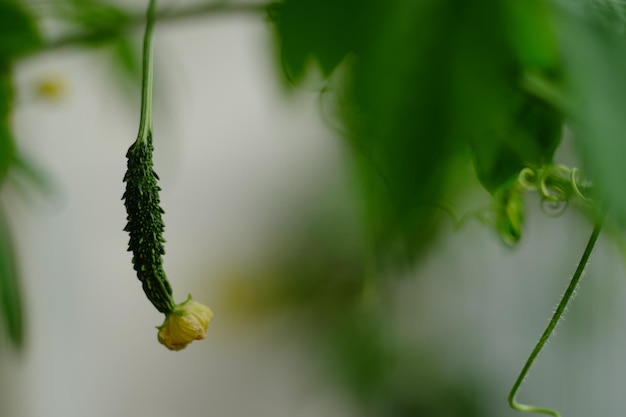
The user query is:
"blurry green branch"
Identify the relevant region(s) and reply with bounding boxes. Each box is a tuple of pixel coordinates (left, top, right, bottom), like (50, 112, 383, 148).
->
(33, 2, 268, 55)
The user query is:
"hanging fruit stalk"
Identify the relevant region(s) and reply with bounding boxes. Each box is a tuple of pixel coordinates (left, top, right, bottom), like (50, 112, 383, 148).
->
(122, 0, 212, 351)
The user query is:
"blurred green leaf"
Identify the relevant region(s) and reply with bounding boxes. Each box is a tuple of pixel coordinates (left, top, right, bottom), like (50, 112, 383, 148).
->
(0, 0, 41, 62)
(584, 0, 626, 32)
(469, 0, 563, 194)
(46, 0, 131, 47)
(0, 70, 15, 183)
(346, 0, 525, 260)
(505, 0, 559, 71)
(470, 93, 562, 194)
(552, 1, 626, 221)
(271, 0, 568, 256)
(269, 0, 368, 83)
(0, 0, 39, 181)
(110, 36, 141, 81)
(0, 206, 23, 348)
(0, 122, 14, 184)
(0, 0, 35, 348)
(43, 1, 141, 98)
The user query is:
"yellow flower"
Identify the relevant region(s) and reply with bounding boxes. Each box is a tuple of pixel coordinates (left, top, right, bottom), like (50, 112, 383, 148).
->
(157, 296, 213, 351)
(35, 76, 66, 100)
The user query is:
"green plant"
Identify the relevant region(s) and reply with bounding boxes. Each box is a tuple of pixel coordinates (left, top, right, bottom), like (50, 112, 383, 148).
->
(3, 0, 626, 415)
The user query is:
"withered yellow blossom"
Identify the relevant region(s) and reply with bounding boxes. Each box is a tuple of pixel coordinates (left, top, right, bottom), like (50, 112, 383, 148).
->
(157, 296, 213, 351)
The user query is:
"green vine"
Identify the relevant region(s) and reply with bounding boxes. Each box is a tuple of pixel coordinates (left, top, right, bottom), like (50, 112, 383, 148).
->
(504, 163, 602, 416)
(518, 164, 593, 216)
(508, 213, 604, 417)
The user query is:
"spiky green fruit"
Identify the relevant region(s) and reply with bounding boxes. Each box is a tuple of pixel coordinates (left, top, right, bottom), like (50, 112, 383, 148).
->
(123, 132, 174, 314)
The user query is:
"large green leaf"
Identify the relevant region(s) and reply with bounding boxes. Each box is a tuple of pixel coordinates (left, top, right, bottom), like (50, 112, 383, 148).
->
(0, 207, 23, 347)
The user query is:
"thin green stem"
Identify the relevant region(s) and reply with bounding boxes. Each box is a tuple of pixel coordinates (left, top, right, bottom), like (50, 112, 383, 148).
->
(136, 0, 157, 146)
(508, 214, 605, 417)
